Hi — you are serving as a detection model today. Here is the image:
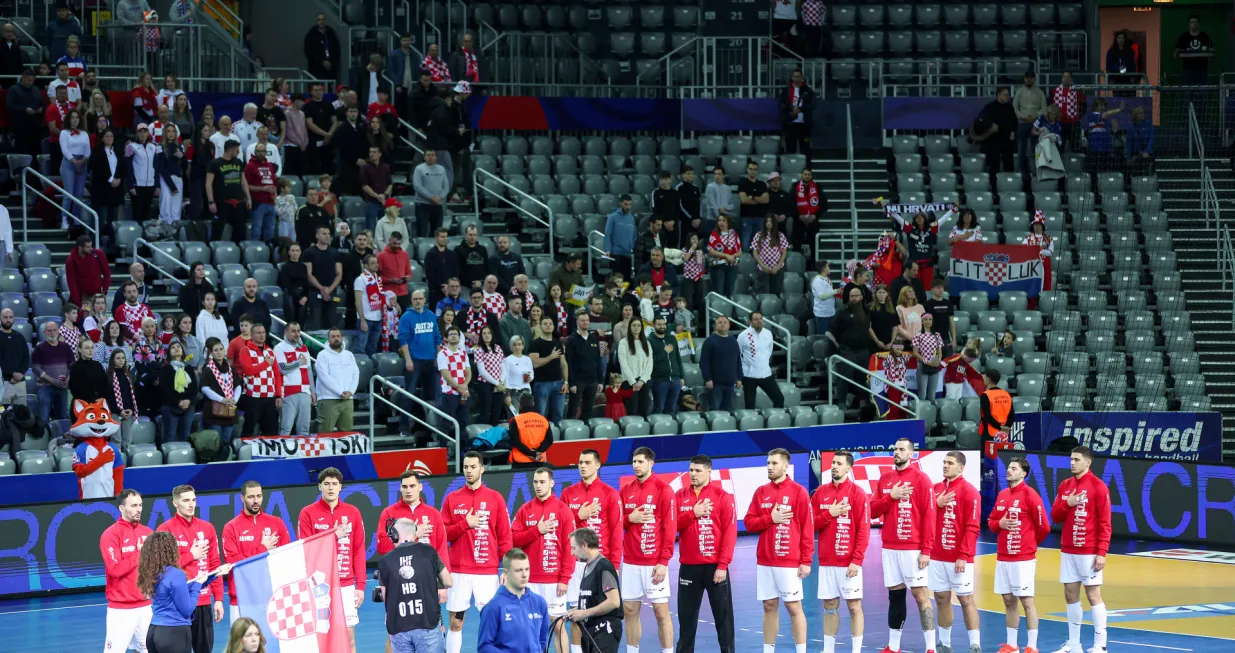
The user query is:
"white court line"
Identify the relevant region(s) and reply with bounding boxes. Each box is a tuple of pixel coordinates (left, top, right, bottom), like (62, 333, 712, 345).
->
(975, 607, 1211, 649)
(1109, 640, 1192, 652)
(0, 602, 107, 615)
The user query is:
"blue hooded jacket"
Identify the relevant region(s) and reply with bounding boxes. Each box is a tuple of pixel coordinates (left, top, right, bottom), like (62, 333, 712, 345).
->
(603, 208, 637, 256)
(397, 306, 441, 361)
(476, 586, 550, 653)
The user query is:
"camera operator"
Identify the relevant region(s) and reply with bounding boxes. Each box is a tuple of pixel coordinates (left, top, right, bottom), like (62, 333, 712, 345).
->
(377, 518, 454, 653)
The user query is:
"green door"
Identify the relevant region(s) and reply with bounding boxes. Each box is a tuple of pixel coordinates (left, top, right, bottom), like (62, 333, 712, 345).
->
(1158, 5, 1228, 84)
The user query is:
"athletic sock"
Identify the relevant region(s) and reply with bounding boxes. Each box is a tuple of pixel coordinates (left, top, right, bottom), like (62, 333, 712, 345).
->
(1092, 603, 1108, 649)
(924, 629, 936, 652)
(968, 629, 981, 650)
(764, 645, 775, 653)
(1027, 629, 1038, 649)
(446, 629, 463, 653)
(1006, 627, 1018, 647)
(796, 644, 807, 653)
(851, 634, 863, 653)
(571, 646, 584, 653)
(824, 635, 836, 653)
(663, 648, 673, 653)
(1066, 601, 1083, 648)
(888, 629, 902, 652)
(938, 625, 952, 648)
(627, 646, 638, 653)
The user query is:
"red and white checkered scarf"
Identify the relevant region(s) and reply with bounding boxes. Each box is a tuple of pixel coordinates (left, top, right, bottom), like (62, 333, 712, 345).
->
(883, 352, 907, 385)
(207, 358, 233, 399)
(465, 307, 489, 336)
(111, 370, 138, 412)
(362, 271, 384, 312)
(683, 248, 705, 281)
(422, 55, 451, 83)
(801, 0, 824, 26)
(462, 48, 478, 82)
(1055, 85, 1080, 122)
(381, 300, 400, 353)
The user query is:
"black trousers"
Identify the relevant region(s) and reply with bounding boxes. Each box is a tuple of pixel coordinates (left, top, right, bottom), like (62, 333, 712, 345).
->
(983, 144, 1015, 176)
(147, 624, 191, 653)
(742, 375, 784, 410)
(189, 604, 214, 653)
(624, 383, 651, 417)
(786, 121, 811, 155)
(676, 563, 736, 653)
(283, 144, 306, 177)
(791, 215, 821, 258)
(307, 141, 334, 176)
(568, 382, 598, 420)
(133, 186, 156, 224)
(472, 381, 506, 426)
(241, 396, 279, 437)
(216, 201, 248, 244)
(580, 620, 622, 653)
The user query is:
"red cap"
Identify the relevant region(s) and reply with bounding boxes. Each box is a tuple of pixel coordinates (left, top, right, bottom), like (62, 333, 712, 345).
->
(384, 197, 403, 208)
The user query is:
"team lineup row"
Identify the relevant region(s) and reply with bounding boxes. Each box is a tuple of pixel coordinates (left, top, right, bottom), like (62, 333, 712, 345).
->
(98, 440, 1112, 653)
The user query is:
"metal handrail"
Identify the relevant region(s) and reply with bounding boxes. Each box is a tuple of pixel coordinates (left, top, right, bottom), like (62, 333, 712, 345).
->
(1219, 223, 1234, 323)
(1, 16, 41, 50)
(472, 169, 554, 246)
(586, 230, 609, 279)
(846, 103, 857, 233)
(1188, 102, 1204, 162)
(20, 167, 99, 241)
(132, 238, 189, 289)
(369, 374, 461, 472)
(703, 292, 792, 382)
(826, 354, 920, 419)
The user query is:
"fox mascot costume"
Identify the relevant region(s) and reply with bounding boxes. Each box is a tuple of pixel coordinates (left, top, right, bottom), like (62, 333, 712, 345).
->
(69, 399, 124, 499)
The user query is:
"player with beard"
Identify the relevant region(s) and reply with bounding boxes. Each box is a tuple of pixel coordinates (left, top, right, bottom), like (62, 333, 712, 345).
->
(619, 447, 677, 653)
(222, 480, 292, 623)
(674, 455, 736, 653)
(1050, 446, 1112, 653)
(561, 449, 623, 653)
(101, 489, 154, 653)
(990, 458, 1051, 653)
(811, 452, 869, 653)
(512, 467, 576, 653)
(929, 452, 982, 653)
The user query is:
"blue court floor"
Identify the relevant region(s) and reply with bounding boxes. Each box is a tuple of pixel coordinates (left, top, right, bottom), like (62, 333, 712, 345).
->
(2, 531, 1231, 652)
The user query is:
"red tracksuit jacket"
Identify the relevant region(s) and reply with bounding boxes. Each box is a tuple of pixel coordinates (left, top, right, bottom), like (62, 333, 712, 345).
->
(442, 484, 513, 575)
(297, 499, 367, 590)
(222, 511, 293, 605)
(511, 495, 576, 584)
(989, 482, 1051, 562)
(744, 476, 815, 568)
(157, 514, 224, 606)
(811, 477, 870, 568)
(869, 465, 937, 553)
(561, 477, 623, 569)
(675, 482, 737, 570)
(620, 475, 677, 567)
(1051, 471, 1112, 556)
(930, 477, 981, 563)
(376, 500, 450, 566)
(101, 517, 153, 608)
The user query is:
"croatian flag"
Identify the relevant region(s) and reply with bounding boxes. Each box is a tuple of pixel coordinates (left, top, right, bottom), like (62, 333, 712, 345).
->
(234, 532, 350, 653)
(947, 242, 1052, 300)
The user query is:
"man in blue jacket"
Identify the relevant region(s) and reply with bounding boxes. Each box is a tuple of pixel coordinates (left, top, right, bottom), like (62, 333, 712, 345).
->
(603, 195, 637, 279)
(477, 549, 550, 653)
(699, 315, 742, 411)
(398, 288, 442, 430)
(386, 34, 417, 117)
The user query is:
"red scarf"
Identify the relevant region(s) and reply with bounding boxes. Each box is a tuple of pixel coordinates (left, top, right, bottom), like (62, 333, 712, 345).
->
(465, 307, 488, 335)
(423, 55, 451, 83)
(462, 48, 478, 81)
(362, 271, 384, 312)
(111, 370, 138, 412)
(207, 358, 233, 398)
(789, 83, 800, 107)
(796, 181, 820, 216)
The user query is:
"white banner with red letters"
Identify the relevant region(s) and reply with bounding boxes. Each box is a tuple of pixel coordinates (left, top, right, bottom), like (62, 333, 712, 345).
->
(240, 432, 372, 459)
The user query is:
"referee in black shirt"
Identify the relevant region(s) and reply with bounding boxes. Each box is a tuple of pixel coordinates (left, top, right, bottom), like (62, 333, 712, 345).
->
(564, 528, 622, 653)
(378, 518, 454, 653)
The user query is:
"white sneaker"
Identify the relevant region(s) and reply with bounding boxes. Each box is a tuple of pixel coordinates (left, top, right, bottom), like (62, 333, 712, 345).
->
(1050, 646, 1081, 653)
(1085, 648, 1107, 653)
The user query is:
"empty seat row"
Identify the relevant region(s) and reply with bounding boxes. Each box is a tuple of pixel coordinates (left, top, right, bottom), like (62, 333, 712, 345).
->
(829, 4, 1082, 30)
(474, 4, 699, 31)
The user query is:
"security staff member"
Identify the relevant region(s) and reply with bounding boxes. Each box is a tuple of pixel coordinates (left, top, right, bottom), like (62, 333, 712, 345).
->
(564, 528, 622, 653)
(509, 393, 553, 468)
(377, 519, 454, 653)
(979, 369, 1015, 448)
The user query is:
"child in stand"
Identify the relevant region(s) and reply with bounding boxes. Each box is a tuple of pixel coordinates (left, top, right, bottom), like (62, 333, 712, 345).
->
(318, 173, 338, 218)
(274, 177, 297, 242)
(158, 314, 176, 345)
(603, 372, 633, 420)
(380, 289, 400, 353)
(59, 302, 83, 347)
(673, 296, 694, 334)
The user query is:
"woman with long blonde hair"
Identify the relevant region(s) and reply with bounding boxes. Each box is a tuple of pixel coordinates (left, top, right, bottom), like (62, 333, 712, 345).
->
(224, 616, 266, 653)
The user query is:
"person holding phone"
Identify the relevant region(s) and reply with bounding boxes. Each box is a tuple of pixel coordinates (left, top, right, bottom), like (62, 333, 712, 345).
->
(138, 531, 232, 653)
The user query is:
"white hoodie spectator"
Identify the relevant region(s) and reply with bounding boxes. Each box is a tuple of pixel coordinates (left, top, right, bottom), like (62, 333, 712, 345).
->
(315, 337, 360, 432)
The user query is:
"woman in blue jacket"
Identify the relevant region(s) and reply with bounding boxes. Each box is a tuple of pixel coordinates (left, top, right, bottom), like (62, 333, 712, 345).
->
(137, 531, 231, 653)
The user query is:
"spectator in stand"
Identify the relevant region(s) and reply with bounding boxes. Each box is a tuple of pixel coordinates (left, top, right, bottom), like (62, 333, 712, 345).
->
(227, 315, 252, 370)
(316, 328, 360, 431)
(68, 337, 105, 404)
(241, 142, 278, 242)
(131, 317, 166, 419)
(185, 123, 215, 220)
(529, 316, 567, 423)
(679, 233, 706, 314)
(373, 198, 408, 252)
(274, 322, 313, 436)
(237, 323, 282, 437)
(130, 71, 156, 127)
(422, 42, 450, 83)
(66, 235, 111, 307)
(170, 95, 194, 143)
(397, 287, 442, 418)
(456, 224, 489, 291)
(303, 14, 341, 82)
(7, 69, 43, 156)
(603, 195, 637, 279)
(448, 32, 482, 86)
(425, 85, 466, 194)
(490, 235, 525, 292)
(637, 245, 678, 297)
(868, 285, 899, 352)
(922, 279, 956, 355)
(317, 173, 339, 219)
(633, 215, 662, 273)
(32, 318, 72, 419)
(409, 69, 440, 130)
(379, 231, 413, 312)
(470, 325, 506, 425)
(503, 335, 533, 402)
(0, 24, 24, 85)
(425, 228, 461, 307)
(948, 208, 984, 245)
(436, 326, 471, 429)
(274, 177, 297, 240)
(89, 129, 127, 234)
(206, 139, 251, 243)
(234, 103, 261, 155)
(461, 288, 499, 347)
(94, 321, 132, 369)
(737, 161, 769, 246)
(46, 83, 74, 171)
(971, 86, 1018, 176)
(707, 214, 742, 297)
(367, 116, 394, 163)
(894, 286, 926, 343)
(281, 93, 308, 176)
(279, 243, 311, 328)
(808, 260, 837, 337)
(1050, 72, 1085, 152)
(158, 341, 198, 443)
(766, 172, 794, 237)
(889, 261, 926, 316)
(304, 225, 343, 329)
(56, 34, 85, 80)
(829, 286, 873, 407)
(177, 262, 214, 318)
(565, 313, 603, 420)
(172, 314, 204, 370)
(779, 68, 815, 155)
(738, 312, 784, 409)
(617, 319, 653, 417)
(548, 253, 585, 296)
(911, 314, 943, 402)
(367, 89, 398, 135)
(334, 105, 367, 195)
(303, 83, 336, 175)
(339, 230, 375, 331)
(46, 2, 81, 66)
(150, 104, 178, 146)
(208, 115, 235, 158)
(435, 278, 467, 317)
(651, 171, 680, 233)
(0, 309, 28, 407)
(751, 214, 789, 294)
(387, 35, 417, 117)
(82, 295, 110, 342)
(675, 166, 702, 234)
(113, 281, 153, 341)
(1126, 106, 1155, 175)
(412, 149, 449, 240)
(1083, 98, 1123, 175)
(126, 124, 159, 225)
(1013, 71, 1046, 174)
(200, 337, 240, 447)
(1174, 15, 1214, 85)
(352, 253, 385, 355)
(482, 275, 508, 320)
(153, 124, 185, 225)
(84, 90, 112, 136)
(499, 295, 532, 357)
(295, 188, 331, 249)
(244, 127, 282, 175)
(103, 348, 139, 431)
(648, 316, 684, 415)
(699, 315, 740, 411)
(232, 278, 272, 334)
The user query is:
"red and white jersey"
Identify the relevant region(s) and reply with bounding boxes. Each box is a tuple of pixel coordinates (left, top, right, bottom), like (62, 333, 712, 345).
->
(156, 514, 224, 606)
(930, 476, 981, 563)
(222, 511, 293, 605)
(436, 346, 470, 394)
(150, 120, 183, 145)
(511, 495, 576, 584)
(1022, 232, 1054, 258)
(675, 482, 736, 569)
(238, 340, 284, 399)
(560, 478, 623, 568)
(620, 474, 677, 567)
(743, 476, 814, 568)
(273, 339, 313, 396)
(811, 476, 870, 567)
(375, 500, 450, 565)
(297, 499, 366, 589)
(100, 517, 153, 608)
(868, 464, 936, 552)
(751, 230, 789, 271)
(442, 484, 513, 574)
(483, 290, 507, 319)
(989, 482, 1051, 562)
(114, 302, 154, 338)
(1051, 471, 1112, 556)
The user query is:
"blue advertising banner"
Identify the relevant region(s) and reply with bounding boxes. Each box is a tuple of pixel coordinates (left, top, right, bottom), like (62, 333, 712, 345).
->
(1009, 411, 1045, 451)
(603, 420, 925, 463)
(882, 96, 1155, 131)
(1039, 412, 1222, 462)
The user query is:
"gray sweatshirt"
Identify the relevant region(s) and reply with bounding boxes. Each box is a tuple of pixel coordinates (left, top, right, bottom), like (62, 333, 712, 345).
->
(413, 162, 449, 204)
(1013, 85, 1047, 121)
(703, 181, 733, 222)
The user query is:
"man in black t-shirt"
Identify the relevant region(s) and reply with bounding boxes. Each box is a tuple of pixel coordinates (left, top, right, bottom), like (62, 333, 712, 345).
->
(529, 317, 568, 424)
(922, 278, 957, 355)
(303, 82, 337, 176)
(1175, 15, 1214, 85)
(378, 518, 453, 653)
(736, 160, 768, 250)
(304, 225, 343, 330)
(205, 140, 250, 244)
(564, 528, 621, 653)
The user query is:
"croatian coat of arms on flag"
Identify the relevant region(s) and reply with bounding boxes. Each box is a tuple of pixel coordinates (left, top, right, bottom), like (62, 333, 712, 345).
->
(949, 242, 1052, 300)
(267, 572, 333, 640)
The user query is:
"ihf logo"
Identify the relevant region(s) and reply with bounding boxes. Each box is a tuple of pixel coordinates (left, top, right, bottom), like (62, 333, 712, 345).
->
(1006, 420, 1027, 450)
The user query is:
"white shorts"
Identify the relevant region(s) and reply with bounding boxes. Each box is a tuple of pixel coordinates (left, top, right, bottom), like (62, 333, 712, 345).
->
(528, 582, 569, 617)
(619, 563, 671, 603)
(446, 572, 500, 613)
(817, 565, 863, 601)
(756, 564, 804, 603)
(994, 560, 1037, 597)
(229, 603, 240, 624)
(1059, 553, 1104, 586)
(928, 559, 975, 596)
(881, 549, 928, 588)
(104, 605, 152, 653)
(566, 561, 586, 605)
(342, 585, 360, 627)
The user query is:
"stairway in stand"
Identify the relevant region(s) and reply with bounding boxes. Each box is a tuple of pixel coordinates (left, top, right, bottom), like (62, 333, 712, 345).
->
(1159, 156, 1235, 458)
(811, 154, 890, 265)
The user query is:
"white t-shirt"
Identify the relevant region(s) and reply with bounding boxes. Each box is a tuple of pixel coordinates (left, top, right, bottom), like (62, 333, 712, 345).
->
(353, 273, 384, 322)
(810, 275, 835, 318)
(503, 354, 534, 391)
(773, 0, 797, 20)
